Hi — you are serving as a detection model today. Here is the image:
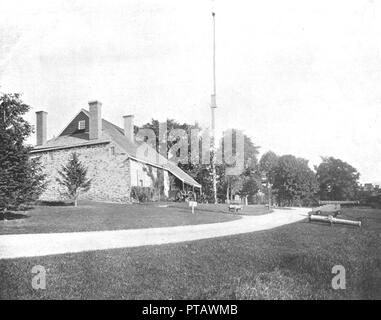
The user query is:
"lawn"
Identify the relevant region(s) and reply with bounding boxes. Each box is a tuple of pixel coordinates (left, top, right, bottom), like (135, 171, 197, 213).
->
(0, 201, 239, 235)
(1, 207, 380, 299)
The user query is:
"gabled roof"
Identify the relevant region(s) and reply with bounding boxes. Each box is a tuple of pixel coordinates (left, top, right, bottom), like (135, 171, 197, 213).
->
(32, 109, 201, 188)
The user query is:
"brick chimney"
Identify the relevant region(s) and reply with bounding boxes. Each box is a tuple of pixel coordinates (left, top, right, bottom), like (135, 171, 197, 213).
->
(89, 101, 102, 140)
(123, 114, 134, 141)
(36, 111, 48, 146)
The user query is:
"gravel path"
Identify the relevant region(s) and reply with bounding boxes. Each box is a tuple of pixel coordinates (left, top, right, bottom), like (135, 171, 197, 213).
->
(0, 208, 308, 259)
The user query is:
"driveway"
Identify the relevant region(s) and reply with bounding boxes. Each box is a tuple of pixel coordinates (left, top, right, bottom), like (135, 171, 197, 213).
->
(0, 207, 309, 259)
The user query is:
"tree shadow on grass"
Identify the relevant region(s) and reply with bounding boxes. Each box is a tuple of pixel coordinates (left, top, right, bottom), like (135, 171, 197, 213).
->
(0, 212, 30, 221)
(35, 200, 74, 207)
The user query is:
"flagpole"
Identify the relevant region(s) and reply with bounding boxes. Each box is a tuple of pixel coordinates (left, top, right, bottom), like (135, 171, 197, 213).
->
(211, 11, 217, 204)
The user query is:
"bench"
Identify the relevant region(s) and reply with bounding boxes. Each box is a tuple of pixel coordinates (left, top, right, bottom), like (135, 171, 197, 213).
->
(228, 204, 243, 213)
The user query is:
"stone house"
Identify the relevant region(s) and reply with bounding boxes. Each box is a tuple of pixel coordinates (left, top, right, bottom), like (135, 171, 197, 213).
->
(31, 101, 201, 202)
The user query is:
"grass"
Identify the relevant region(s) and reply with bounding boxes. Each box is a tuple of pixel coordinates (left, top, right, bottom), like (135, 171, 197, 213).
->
(1, 207, 380, 299)
(0, 201, 238, 235)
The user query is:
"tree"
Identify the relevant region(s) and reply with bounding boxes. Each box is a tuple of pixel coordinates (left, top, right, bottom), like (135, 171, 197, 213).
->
(56, 152, 91, 206)
(273, 155, 318, 206)
(140, 118, 218, 200)
(223, 174, 242, 203)
(218, 129, 260, 203)
(0, 93, 46, 217)
(139, 120, 262, 203)
(295, 158, 319, 206)
(316, 157, 360, 201)
(239, 173, 261, 202)
(259, 151, 278, 208)
(140, 118, 200, 156)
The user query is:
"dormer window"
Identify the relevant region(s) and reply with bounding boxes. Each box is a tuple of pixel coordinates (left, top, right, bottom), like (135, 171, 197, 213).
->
(78, 120, 86, 130)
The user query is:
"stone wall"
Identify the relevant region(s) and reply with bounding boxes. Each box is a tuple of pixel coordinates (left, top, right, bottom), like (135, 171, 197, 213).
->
(33, 142, 131, 202)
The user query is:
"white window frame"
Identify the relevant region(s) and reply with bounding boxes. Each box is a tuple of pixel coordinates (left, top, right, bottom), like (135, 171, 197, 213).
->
(78, 120, 86, 130)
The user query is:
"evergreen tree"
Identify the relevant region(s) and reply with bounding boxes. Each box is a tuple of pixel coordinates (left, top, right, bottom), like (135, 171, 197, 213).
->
(0, 93, 46, 217)
(57, 152, 91, 207)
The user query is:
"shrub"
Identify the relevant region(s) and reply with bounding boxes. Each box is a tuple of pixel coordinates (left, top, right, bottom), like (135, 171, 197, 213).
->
(130, 186, 155, 203)
(365, 195, 381, 209)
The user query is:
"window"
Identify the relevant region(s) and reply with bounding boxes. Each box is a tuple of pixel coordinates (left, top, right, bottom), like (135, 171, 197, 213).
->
(78, 120, 86, 130)
(49, 152, 54, 161)
(110, 146, 115, 156)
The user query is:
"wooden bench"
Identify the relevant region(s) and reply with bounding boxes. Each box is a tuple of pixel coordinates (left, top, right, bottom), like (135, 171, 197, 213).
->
(228, 204, 243, 213)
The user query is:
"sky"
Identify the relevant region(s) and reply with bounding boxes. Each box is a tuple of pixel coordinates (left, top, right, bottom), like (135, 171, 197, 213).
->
(0, 0, 380, 184)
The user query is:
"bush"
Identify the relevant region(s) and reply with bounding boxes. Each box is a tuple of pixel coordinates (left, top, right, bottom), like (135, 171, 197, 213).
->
(364, 195, 381, 209)
(130, 186, 155, 203)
